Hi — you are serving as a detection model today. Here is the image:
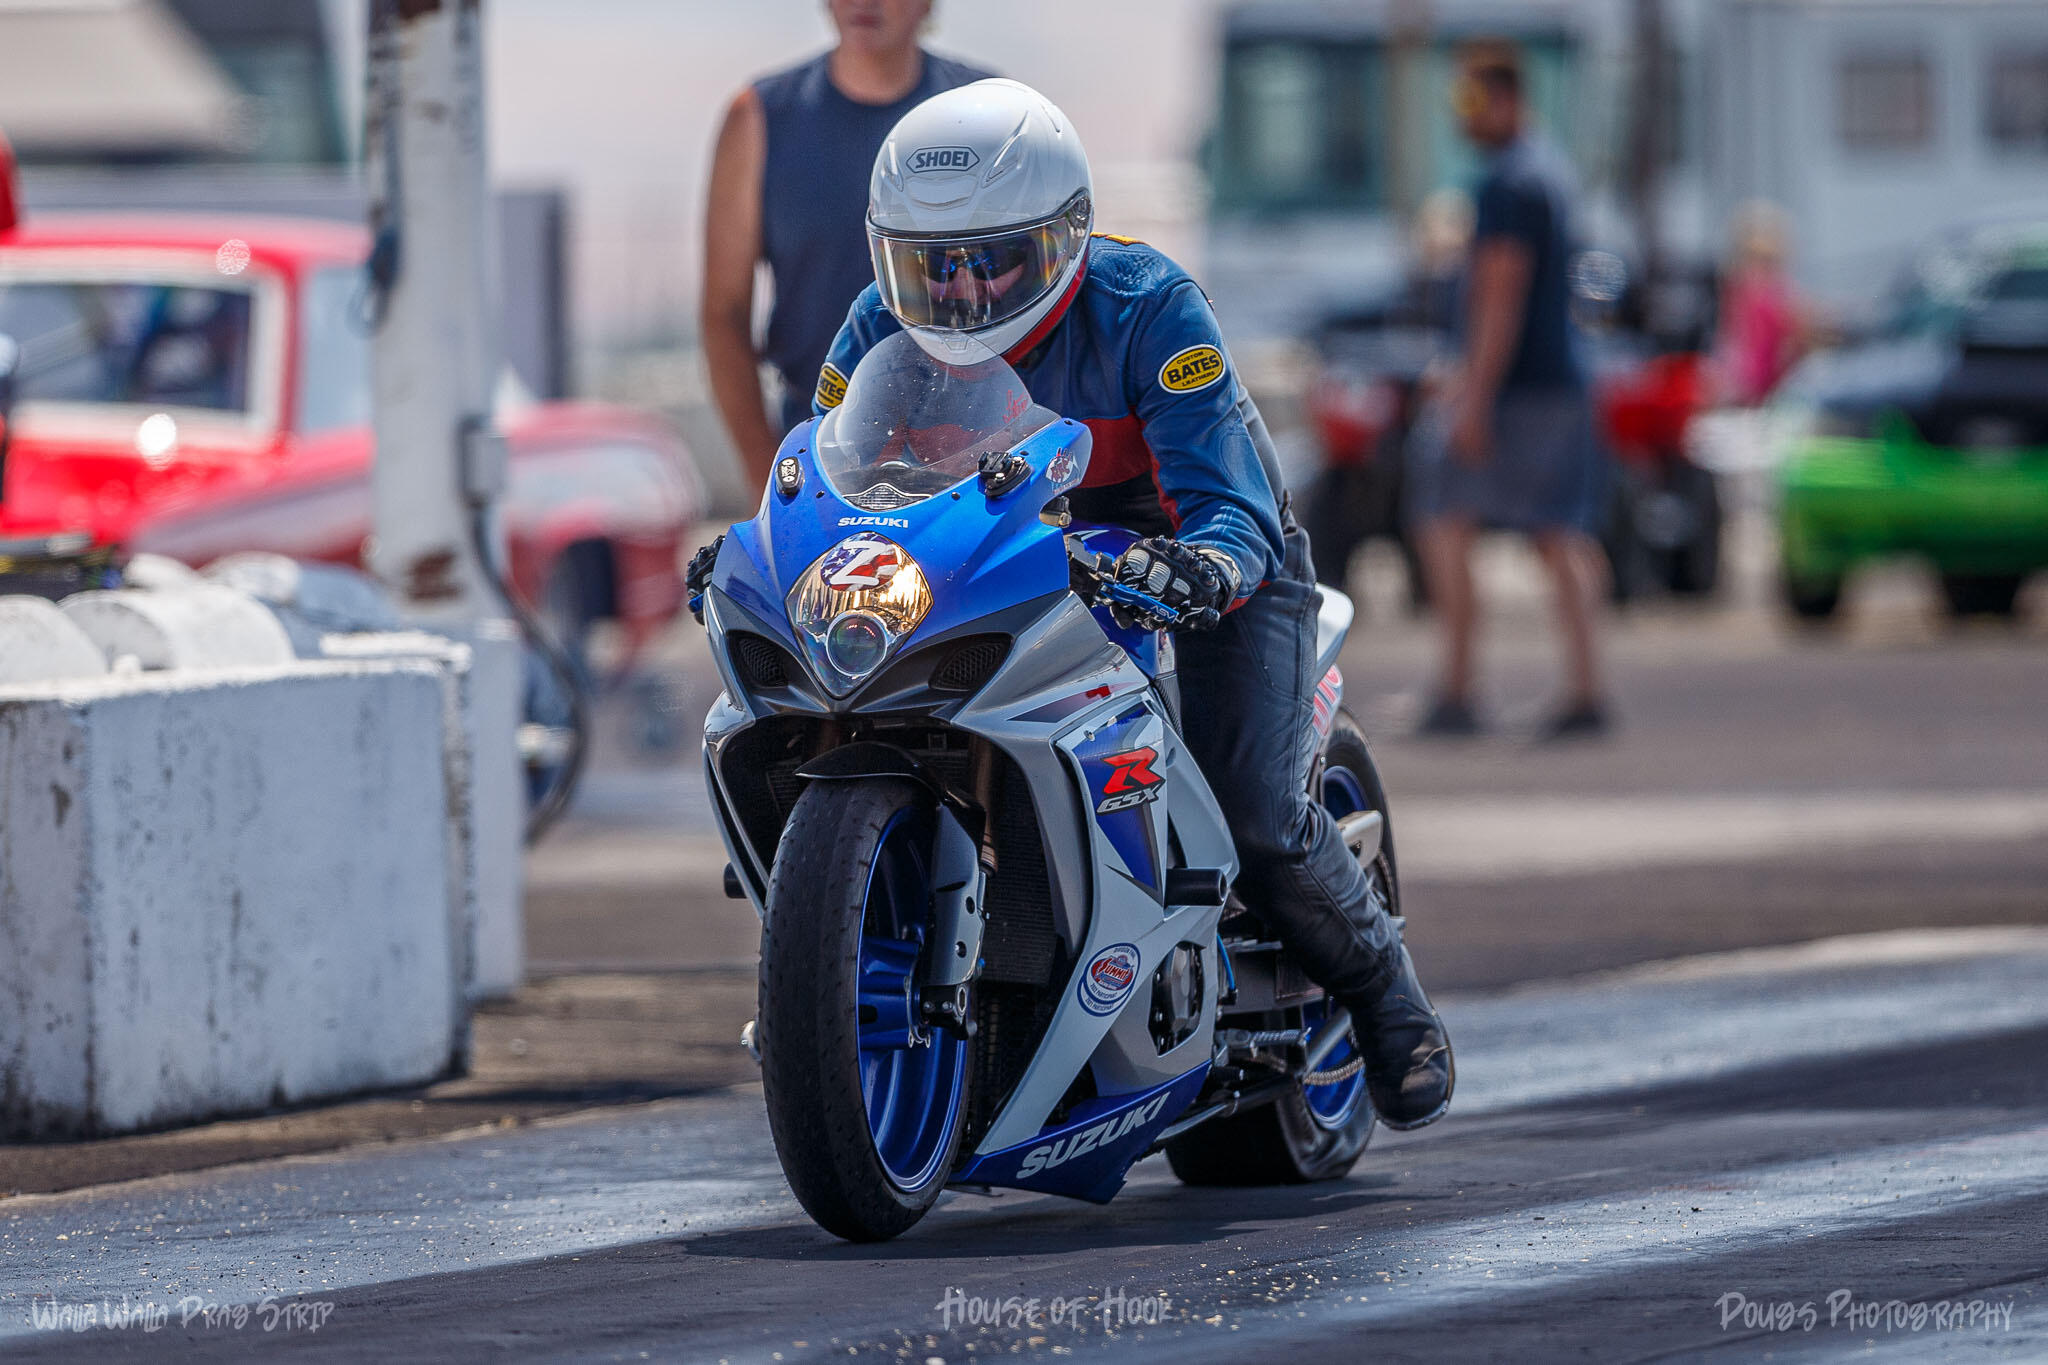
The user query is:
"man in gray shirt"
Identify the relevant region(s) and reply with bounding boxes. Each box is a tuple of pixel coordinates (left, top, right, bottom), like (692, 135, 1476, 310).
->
(1409, 42, 1611, 739)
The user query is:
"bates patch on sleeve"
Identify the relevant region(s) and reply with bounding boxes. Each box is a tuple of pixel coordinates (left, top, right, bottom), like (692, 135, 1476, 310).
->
(815, 362, 848, 410)
(1157, 344, 1226, 394)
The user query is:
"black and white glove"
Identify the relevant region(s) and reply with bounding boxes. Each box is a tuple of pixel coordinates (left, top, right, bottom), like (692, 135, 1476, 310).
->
(1110, 537, 1238, 632)
(685, 532, 725, 625)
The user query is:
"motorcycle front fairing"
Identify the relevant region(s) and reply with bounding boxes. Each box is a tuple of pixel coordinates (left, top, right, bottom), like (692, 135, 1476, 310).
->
(701, 335, 1237, 1206)
(701, 409, 1104, 923)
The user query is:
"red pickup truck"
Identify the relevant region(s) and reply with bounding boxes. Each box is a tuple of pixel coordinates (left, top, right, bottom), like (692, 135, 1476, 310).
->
(0, 207, 700, 662)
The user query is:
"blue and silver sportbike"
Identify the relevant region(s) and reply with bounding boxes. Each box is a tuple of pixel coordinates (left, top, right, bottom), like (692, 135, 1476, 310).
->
(698, 329, 1399, 1242)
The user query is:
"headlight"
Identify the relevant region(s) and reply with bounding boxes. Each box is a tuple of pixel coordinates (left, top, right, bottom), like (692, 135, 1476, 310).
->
(785, 533, 933, 695)
(825, 612, 891, 677)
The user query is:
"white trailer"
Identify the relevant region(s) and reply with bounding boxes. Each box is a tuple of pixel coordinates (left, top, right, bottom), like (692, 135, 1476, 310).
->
(1712, 0, 2048, 309)
(1204, 0, 2048, 336)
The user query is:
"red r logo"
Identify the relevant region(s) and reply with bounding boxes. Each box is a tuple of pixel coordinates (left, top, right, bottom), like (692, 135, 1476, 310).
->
(1102, 747, 1162, 795)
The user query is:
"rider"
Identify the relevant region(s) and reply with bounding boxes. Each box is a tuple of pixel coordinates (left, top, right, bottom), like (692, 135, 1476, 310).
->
(691, 79, 1452, 1129)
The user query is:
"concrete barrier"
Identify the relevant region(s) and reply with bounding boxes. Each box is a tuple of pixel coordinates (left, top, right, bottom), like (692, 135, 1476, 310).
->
(323, 622, 525, 999)
(118, 552, 206, 592)
(0, 659, 466, 1138)
(0, 597, 106, 684)
(203, 553, 404, 658)
(62, 586, 296, 672)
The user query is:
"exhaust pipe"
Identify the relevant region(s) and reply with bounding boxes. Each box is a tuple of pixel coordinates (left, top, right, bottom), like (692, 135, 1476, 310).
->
(1152, 1075, 1297, 1146)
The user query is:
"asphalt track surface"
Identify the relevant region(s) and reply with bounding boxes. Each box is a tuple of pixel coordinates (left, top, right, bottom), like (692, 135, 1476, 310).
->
(6, 929, 2047, 1363)
(7, 560, 2044, 1361)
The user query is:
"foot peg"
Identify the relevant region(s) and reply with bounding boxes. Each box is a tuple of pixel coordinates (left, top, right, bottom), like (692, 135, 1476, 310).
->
(740, 1018, 761, 1065)
(1164, 867, 1229, 906)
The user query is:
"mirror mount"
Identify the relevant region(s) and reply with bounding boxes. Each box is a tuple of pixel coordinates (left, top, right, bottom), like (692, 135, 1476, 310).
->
(977, 448, 1031, 498)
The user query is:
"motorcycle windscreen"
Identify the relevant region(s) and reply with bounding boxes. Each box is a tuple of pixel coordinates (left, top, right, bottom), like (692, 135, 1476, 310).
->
(815, 328, 1056, 514)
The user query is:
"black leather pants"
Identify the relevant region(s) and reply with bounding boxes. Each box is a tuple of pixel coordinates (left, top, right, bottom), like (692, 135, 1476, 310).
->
(1176, 525, 1403, 1001)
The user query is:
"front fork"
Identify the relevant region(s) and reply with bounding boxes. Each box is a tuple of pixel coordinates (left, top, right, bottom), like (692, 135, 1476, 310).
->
(852, 794, 987, 1052)
(916, 800, 987, 1038)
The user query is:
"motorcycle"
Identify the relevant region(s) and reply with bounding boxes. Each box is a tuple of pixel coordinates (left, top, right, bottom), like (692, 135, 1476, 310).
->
(698, 328, 1401, 1242)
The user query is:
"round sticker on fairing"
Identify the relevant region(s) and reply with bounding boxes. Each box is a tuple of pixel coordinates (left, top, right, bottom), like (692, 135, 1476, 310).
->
(1077, 942, 1142, 1016)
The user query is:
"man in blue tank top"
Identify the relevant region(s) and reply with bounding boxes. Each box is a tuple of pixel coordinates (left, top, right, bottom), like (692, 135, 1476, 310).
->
(701, 0, 990, 488)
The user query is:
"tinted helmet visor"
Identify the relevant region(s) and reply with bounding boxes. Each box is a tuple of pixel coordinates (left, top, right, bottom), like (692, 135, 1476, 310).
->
(869, 192, 1091, 334)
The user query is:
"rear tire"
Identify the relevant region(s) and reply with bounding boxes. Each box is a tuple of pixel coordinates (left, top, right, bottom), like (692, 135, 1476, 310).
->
(758, 777, 971, 1242)
(1939, 572, 2022, 619)
(1784, 573, 1843, 622)
(1602, 474, 1650, 606)
(1166, 710, 1389, 1186)
(1666, 465, 1722, 597)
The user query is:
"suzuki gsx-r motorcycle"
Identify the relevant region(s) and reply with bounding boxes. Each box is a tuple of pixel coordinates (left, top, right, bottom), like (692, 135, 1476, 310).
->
(698, 329, 1400, 1242)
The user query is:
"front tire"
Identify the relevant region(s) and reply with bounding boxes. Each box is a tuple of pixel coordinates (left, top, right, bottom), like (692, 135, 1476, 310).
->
(1166, 710, 1389, 1185)
(758, 777, 971, 1241)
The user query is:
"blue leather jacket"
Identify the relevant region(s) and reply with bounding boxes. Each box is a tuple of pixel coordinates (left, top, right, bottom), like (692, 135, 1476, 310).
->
(813, 236, 1287, 604)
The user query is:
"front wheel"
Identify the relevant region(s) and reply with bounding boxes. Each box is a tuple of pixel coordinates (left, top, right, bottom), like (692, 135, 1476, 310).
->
(758, 777, 971, 1241)
(1166, 709, 1388, 1185)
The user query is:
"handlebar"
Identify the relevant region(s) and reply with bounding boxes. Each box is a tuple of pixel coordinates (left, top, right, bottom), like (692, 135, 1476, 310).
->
(1065, 538, 1183, 628)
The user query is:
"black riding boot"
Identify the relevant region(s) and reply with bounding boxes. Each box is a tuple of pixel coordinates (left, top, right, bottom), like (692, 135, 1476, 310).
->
(1343, 943, 1454, 1130)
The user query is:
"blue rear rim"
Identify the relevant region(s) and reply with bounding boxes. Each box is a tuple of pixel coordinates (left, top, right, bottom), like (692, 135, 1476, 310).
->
(855, 809, 969, 1191)
(1307, 763, 1374, 1129)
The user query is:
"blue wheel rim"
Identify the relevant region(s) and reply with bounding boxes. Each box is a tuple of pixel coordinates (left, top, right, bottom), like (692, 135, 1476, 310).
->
(1307, 764, 1373, 1129)
(855, 810, 969, 1191)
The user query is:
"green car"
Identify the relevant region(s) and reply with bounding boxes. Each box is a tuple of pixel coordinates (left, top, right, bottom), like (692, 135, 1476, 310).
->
(1778, 226, 2048, 620)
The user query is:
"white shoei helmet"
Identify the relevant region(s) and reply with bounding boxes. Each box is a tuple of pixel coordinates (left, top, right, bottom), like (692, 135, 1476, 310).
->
(868, 79, 1093, 358)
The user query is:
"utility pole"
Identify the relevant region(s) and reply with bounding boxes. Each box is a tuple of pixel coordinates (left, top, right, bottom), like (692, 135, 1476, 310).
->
(1386, 0, 1434, 221)
(364, 0, 525, 999)
(364, 0, 503, 618)
(1626, 0, 1668, 299)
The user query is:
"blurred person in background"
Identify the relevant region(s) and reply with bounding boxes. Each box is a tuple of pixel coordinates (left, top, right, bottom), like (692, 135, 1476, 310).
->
(1712, 200, 1810, 407)
(1301, 188, 1471, 608)
(701, 0, 991, 489)
(1409, 42, 1611, 740)
(1403, 187, 1476, 332)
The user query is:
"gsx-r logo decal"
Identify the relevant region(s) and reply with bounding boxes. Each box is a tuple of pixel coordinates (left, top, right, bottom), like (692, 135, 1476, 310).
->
(820, 532, 904, 591)
(1094, 746, 1162, 814)
(1077, 942, 1140, 1017)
